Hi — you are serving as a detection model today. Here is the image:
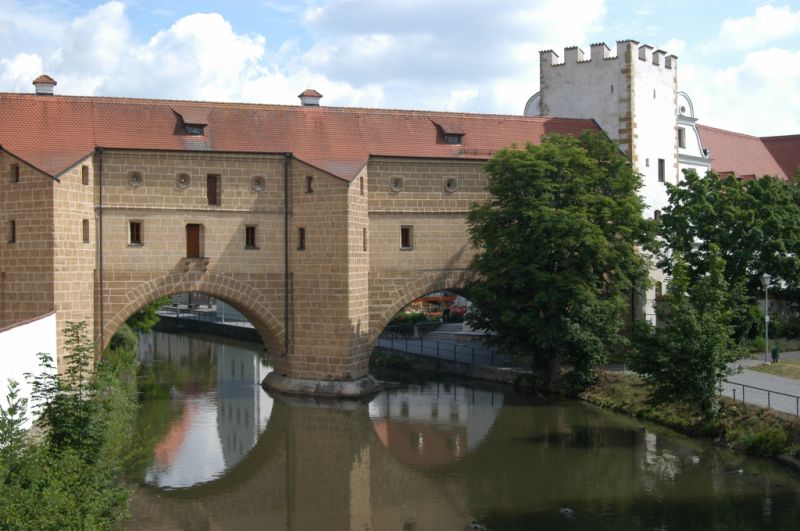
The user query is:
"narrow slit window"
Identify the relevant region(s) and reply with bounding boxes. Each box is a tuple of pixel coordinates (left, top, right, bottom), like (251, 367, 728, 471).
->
(297, 227, 306, 250)
(658, 159, 665, 182)
(82, 219, 89, 243)
(129, 221, 143, 245)
(306, 176, 314, 194)
(8, 220, 16, 243)
(359, 176, 364, 195)
(400, 226, 413, 250)
(10, 164, 19, 183)
(245, 225, 257, 249)
(678, 128, 686, 149)
(81, 165, 90, 185)
(363, 227, 367, 251)
(207, 174, 220, 205)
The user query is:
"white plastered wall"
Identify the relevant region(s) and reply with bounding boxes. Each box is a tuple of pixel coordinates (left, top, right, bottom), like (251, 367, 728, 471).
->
(0, 312, 57, 428)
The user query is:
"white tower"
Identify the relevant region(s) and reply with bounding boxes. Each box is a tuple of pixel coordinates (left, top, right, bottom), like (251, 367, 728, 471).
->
(527, 40, 681, 323)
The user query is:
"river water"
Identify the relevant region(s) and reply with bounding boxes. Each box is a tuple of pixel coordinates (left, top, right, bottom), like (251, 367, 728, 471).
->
(123, 331, 800, 530)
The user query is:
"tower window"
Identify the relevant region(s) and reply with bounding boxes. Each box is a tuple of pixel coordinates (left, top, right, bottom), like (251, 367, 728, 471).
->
(654, 209, 661, 221)
(678, 128, 686, 149)
(10, 164, 19, 183)
(400, 226, 413, 250)
(658, 159, 665, 182)
(245, 225, 257, 249)
(359, 176, 364, 195)
(8, 220, 15, 243)
(81, 165, 90, 185)
(207, 174, 220, 205)
(363, 227, 367, 252)
(655, 281, 663, 300)
(82, 219, 89, 243)
(306, 176, 314, 194)
(129, 221, 143, 245)
(297, 228, 306, 250)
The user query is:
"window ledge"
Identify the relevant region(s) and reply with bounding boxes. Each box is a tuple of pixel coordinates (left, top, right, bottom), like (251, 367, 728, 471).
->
(128, 243, 143, 247)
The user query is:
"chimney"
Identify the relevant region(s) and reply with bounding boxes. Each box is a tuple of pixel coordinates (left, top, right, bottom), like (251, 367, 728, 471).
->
(298, 89, 323, 106)
(33, 74, 57, 96)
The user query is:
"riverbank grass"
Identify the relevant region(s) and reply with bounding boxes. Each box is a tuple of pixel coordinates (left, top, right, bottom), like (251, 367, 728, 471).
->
(581, 371, 800, 458)
(750, 359, 800, 381)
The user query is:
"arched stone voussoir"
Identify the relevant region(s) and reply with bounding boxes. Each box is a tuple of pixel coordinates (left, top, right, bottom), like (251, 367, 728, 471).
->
(369, 269, 471, 346)
(101, 271, 284, 354)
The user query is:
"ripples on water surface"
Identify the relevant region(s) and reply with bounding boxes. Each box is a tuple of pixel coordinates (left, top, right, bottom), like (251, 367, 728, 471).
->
(125, 331, 800, 530)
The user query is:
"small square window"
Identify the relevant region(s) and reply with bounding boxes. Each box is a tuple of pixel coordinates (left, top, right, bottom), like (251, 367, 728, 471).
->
(658, 159, 665, 182)
(129, 221, 143, 246)
(82, 219, 90, 243)
(245, 225, 257, 249)
(81, 165, 90, 185)
(297, 227, 306, 251)
(400, 226, 413, 250)
(8, 220, 16, 243)
(306, 176, 314, 194)
(678, 128, 686, 149)
(10, 164, 19, 183)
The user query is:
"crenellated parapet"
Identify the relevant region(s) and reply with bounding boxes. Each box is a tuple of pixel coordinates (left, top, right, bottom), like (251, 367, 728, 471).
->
(539, 40, 677, 70)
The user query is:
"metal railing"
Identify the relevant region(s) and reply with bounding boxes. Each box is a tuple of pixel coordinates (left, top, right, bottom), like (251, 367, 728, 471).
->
(720, 380, 800, 417)
(376, 329, 526, 370)
(158, 306, 253, 327)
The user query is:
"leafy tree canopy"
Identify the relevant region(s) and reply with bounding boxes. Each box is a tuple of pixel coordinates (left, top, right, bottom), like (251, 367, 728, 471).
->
(466, 131, 651, 390)
(631, 246, 745, 418)
(657, 170, 800, 338)
(127, 296, 171, 333)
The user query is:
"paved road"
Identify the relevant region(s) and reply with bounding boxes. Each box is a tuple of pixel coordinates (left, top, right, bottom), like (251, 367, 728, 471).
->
(721, 356, 800, 416)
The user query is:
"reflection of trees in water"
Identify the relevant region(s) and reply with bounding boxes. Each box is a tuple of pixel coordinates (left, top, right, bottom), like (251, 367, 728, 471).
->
(126, 367, 800, 531)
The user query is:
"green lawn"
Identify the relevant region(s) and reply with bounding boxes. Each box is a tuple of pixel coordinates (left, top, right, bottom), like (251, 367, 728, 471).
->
(751, 359, 800, 381)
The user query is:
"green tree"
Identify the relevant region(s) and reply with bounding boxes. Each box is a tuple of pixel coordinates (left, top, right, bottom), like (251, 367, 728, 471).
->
(466, 132, 650, 390)
(631, 247, 745, 419)
(658, 170, 800, 339)
(127, 295, 171, 333)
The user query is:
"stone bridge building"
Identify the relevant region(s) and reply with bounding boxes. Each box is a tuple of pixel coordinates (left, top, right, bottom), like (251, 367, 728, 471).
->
(0, 77, 595, 396)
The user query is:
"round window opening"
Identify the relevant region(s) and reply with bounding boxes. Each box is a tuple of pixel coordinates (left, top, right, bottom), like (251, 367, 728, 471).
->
(251, 176, 266, 192)
(444, 177, 457, 193)
(128, 171, 144, 188)
(176, 173, 191, 189)
(390, 177, 404, 192)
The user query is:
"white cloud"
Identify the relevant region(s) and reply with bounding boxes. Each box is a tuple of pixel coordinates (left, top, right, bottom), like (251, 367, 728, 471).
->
(0, 53, 44, 92)
(713, 4, 800, 51)
(680, 47, 800, 136)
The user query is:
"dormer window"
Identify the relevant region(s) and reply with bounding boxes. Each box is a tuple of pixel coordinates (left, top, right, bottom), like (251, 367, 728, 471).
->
(431, 118, 466, 146)
(171, 106, 209, 136)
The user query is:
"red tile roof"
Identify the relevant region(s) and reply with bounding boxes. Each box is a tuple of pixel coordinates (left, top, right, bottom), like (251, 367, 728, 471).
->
(762, 135, 800, 180)
(298, 89, 323, 98)
(697, 124, 793, 181)
(0, 93, 598, 181)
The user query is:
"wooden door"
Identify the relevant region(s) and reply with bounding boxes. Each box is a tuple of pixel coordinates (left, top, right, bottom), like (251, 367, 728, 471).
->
(186, 224, 201, 258)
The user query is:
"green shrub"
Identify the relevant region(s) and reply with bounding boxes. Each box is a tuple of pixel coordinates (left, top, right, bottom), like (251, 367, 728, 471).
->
(0, 321, 139, 529)
(737, 426, 788, 456)
(108, 323, 139, 353)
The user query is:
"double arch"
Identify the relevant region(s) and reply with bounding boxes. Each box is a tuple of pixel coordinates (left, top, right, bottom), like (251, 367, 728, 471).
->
(101, 271, 284, 355)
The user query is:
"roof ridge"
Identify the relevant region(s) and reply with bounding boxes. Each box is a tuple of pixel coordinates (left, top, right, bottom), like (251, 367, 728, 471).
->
(0, 91, 585, 122)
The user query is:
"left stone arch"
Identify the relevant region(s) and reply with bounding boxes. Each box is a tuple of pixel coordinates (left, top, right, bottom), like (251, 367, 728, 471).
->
(101, 271, 284, 355)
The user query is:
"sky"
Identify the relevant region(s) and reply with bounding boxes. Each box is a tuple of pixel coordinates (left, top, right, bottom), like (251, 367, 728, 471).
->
(0, 0, 798, 136)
